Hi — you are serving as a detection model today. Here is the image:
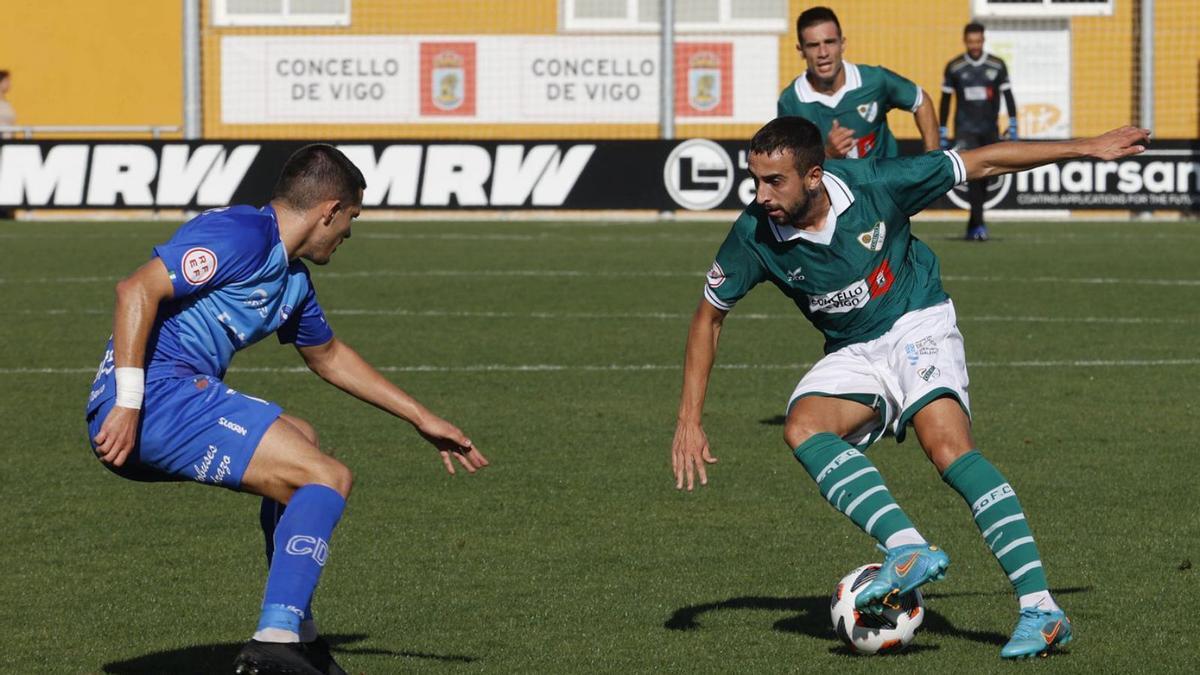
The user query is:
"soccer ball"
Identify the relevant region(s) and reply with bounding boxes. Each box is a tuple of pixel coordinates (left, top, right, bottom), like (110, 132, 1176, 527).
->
(830, 564, 925, 654)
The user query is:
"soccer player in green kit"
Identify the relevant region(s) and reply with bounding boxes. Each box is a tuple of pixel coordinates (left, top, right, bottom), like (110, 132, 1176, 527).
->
(670, 116, 1149, 658)
(778, 6, 941, 159)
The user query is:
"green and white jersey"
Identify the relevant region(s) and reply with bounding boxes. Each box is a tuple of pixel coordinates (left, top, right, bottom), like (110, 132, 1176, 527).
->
(777, 62, 923, 159)
(703, 150, 968, 353)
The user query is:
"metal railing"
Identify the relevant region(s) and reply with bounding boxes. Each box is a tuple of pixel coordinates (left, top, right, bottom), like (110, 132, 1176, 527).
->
(0, 125, 181, 139)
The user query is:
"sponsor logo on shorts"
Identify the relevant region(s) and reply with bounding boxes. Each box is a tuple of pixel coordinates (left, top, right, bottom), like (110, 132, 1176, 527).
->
(286, 535, 330, 566)
(706, 261, 726, 288)
(918, 365, 940, 382)
(219, 416, 248, 436)
(89, 385, 105, 402)
(193, 444, 233, 484)
(905, 336, 939, 365)
(182, 247, 218, 285)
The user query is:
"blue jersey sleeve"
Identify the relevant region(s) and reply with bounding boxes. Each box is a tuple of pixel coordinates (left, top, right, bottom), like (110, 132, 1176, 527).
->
(277, 263, 334, 347)
(153, 207, 275, 299)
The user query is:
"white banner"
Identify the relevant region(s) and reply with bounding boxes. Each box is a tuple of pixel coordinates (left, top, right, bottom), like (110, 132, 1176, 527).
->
(986, 26, 1072, 139)
(220, 35, 777, 125)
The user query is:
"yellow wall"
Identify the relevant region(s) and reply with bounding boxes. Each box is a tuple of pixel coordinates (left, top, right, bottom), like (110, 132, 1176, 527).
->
(1, 1, 1195, 140)
(0, 0, 181, 135)
(1155, 0, 1199, 137)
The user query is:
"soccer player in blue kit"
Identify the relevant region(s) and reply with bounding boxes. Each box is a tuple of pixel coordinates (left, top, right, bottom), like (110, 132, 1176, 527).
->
(85, 145, 489, 675)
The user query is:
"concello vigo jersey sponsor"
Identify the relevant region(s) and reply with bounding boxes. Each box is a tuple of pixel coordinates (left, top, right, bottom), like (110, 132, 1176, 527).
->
(777, 62, 924, 160)
(703, 151, 967, 353)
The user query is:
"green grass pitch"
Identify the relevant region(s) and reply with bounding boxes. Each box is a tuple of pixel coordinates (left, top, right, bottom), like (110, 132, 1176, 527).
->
(2, 218, 1197, 673)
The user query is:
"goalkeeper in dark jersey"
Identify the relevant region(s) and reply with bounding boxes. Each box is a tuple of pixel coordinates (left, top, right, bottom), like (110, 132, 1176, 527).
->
(939, 22, 1018, 241)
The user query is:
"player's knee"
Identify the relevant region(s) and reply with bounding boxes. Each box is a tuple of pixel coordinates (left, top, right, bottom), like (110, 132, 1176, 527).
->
(784, 417, 827, 450)
(927, 443, 971, 474)
(304, 456, 352, 498)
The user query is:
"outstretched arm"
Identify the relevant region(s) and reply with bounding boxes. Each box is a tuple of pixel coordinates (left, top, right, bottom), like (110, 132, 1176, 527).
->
(671, 299, 726, 491)
(92, 258, 175, 467)
(959, 126, 1150, 181)
(298, 338, 489, 475)
(913, 90, 941, 152)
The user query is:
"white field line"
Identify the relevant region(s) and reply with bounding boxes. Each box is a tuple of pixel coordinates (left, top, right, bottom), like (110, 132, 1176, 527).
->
(5, 271, 1200, 286)
(5, 228, 1200, 243)
(12, 307, 1198, 325)
(7, 358, 1200, 376)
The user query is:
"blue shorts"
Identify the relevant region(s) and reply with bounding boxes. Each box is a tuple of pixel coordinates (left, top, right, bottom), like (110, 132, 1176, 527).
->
(86, 375, 282, 490)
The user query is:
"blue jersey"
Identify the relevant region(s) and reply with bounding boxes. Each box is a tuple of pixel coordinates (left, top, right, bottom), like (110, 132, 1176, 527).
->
(87, 205, 333, 414)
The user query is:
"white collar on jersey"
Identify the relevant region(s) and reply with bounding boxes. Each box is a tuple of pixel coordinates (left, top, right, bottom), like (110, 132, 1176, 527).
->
(793, 61, 862, 108)
(768, 172, 854, 246)
(963, 51, 990, 67)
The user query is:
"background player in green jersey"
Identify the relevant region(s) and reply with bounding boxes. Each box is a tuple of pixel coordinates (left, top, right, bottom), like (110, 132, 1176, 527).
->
(670, 115, 1149, 659)
(940, 22, 1019, 241)
(777, 6, 940, 160)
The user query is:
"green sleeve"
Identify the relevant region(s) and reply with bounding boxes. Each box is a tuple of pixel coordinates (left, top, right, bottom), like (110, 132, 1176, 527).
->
(703, 226, 767, 311)
(777, 85, 797, 117)
(877, 151, 966, 216)
(881, 67, 921, 112)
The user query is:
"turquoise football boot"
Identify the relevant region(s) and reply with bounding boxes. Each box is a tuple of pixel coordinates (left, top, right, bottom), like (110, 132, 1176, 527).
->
(1001, 608, 1072, 659)
(854, 543, 950, 613)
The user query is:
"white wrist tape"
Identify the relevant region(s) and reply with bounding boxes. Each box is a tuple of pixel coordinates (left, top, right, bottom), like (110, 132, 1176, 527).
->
(114, 367, 145, 409)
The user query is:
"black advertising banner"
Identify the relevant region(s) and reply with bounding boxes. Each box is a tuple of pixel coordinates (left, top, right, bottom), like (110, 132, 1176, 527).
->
(0, 138, 1195, 211)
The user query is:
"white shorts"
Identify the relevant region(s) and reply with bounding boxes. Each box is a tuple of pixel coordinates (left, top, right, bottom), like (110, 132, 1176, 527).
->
(787, 300, 971, 447)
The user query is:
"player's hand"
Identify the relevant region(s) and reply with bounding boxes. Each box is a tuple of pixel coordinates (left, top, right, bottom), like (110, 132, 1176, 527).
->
(417, 416, 489, 475)
(671, 420, 717, 491)
(92, 405, 141, 467)
(825, 120, 857, 159)
(938, 126, 951, 151)
(1085, 126, 1150, 160)
(1006, 118, 1019, 141)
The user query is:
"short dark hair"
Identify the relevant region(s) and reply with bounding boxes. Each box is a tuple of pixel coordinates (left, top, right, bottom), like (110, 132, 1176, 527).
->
(0, 70, 9, 82)
(797, 7, 842, 41)
(964, 22, 985, 36)
(272, 144, 366, 210)
(750, 117, 825, 176)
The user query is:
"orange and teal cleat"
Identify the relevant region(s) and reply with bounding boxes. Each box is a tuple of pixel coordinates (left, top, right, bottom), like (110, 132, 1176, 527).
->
(855, 543, 950, 614)
(1001, 608, 1073, 659)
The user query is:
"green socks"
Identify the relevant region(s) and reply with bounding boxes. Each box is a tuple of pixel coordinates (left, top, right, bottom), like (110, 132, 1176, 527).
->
(943, 450, 1051, 602)
(794, 433, 923, 549)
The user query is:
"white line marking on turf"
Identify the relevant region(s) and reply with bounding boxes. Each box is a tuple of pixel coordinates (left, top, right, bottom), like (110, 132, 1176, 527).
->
(14, 307, 1198, 325)
(9, 358, 1200, 376)
(4, 271, 1199, 286)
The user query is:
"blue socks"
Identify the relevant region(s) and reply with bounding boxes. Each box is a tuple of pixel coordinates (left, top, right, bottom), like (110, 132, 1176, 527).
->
(255, 485, 345, 640)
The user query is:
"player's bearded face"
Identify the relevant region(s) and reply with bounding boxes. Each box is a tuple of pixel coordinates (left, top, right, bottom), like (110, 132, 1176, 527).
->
(964, 32, 984, 59)
(749, 151, 820, 227)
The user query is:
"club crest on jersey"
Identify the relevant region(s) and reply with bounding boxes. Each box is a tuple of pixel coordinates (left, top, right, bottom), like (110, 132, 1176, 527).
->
(856, 101, 879, 123)
(706, 261, 726, 288)
(858, 221, 886, 252)
(986, 68, 999, 81)
(182, 247, 217, 285)
(786, 266, 805, 282)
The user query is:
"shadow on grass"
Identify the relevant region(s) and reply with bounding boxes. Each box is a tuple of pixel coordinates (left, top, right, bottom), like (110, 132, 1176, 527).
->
(666, 594, 1002, 649)
(759, 415, 787, 426)
(101, 633, 477, 674)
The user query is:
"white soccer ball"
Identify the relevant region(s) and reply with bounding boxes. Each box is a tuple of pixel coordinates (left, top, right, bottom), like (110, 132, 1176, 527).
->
(830, 563, 925, 654)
